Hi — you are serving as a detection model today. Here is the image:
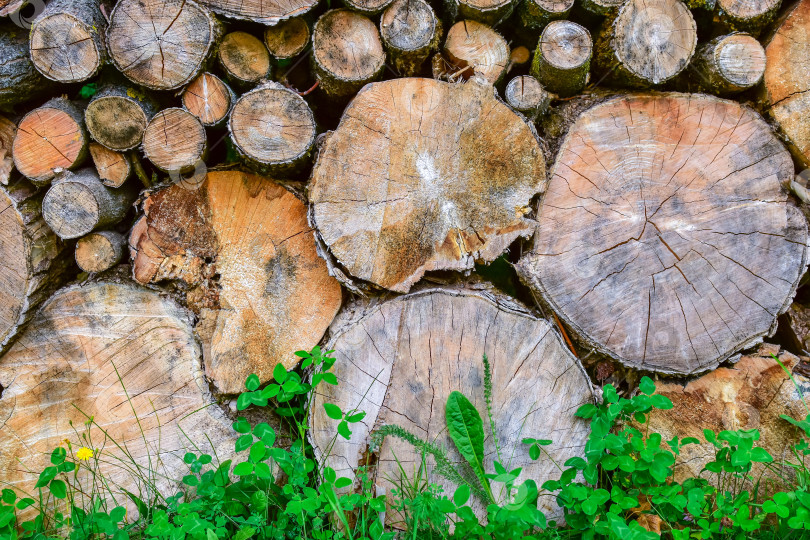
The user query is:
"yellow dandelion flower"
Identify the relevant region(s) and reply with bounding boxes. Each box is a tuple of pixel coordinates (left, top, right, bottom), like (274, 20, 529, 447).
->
(76, 447, 93, 461)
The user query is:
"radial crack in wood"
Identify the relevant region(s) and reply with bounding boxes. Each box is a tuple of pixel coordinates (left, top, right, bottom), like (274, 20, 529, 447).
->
(443, 20, 509, 84)
(89, 143, 131, 188)
(309, 287, 595, 523)
(309, 77, 546, 293)
(762, 0, 810, 168)
(182, 73, 235, 128)
(516, 94, 808, 376)
(129, 170, 342, 393)
(0, 282, 236, 508)
(143, 108, 207, 175)
(107, 0, 218, 91)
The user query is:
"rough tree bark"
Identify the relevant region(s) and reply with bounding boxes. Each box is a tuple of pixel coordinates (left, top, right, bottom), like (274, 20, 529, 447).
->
(687, 32, 766, 94)
(0, 282, 236, 505)
(29, 0, 107, 83)
(129, 170, 342, 394)
(107, 0, 219, 91)
(442, 20, 510, 83)
(311, 9, 386, 98)
(182, 73, 235, 129)
(517, 0, 574, 33)
(644, 344, 809, 490)
(0, 21, 56, 112)
(309, 287, 595, 523)
(42, 169, 137, 240)
(0, 115, 14, 185)
(505, 75, 552, 122)
(89, 143, 131, 188)
(142, 108, 208, 176)
(264, 18, 310, 63)
(12, 97, 88, 186)
(217, 31, 272, 88)
(75, 231, 126, 273)
(84, 84, 159, 152)
(717, 0, 781, 35)
(594, 0, 697, 87)
(516, 94, 808, 376)
(580, 0, 625, 15)
(762, 0, 810, 168)
(0, 180, 67, 355)
(309, 77, 546, 293)
(344, 0, 394, 15)
(531, 21, 591, 98)
(199, 0, 319, 24)
(380, 0, 442, 77)
(445, 0, 515, 25)
(228, 82, 317, 176)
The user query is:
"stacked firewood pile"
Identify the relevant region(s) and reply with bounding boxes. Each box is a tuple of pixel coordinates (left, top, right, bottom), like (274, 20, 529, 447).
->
(1, 0, 810, 524)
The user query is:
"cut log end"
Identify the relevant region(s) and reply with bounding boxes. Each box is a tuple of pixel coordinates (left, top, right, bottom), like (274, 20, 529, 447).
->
(143, 108, 207, 174)
(312, 9, 386, 98)
(107, 0, 216, 90)
(182, 73, 234, 127)
(42, 169, 136, 240)
(310, 287, 594, 523)
(129, 171, 342, 393)
(505, 75, 552, 121)
(443, 20, 510, 84)
(380, 0, 441, 76)
(454, 0, 515, 25)
(85, 86, 157, 152)
(692, 32, 766, 94)
(532, 20, 591, 97)
(517, 94, 807, 376)
(30, 0, 106, 83)
(89, 143, 131, 188)
(596, 0, 697, 86)
(309, 77, 545, 293)
(344, 0, 394, 15)
(228, 83, 316, 175)
(0, 282, 235, 502)
(717, 0, 780, 33)
(75, 230, 125, 273)
(518, 0, 575, 31)
(218, 31, 272, 86)
(198, 0, 319, 24)
(264, 18, 310, 61)
(581, 0, 625, 15)
(12, 98, 87, 186)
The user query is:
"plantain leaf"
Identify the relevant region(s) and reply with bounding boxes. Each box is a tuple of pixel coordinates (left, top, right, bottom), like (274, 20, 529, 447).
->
(446, 391, 489, 498)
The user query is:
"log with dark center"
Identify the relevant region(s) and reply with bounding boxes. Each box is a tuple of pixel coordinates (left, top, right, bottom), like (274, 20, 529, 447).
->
(228, 82, 317, 176)
(85, 84, 158, 152)
(380, 0, 441, 76)
(0, 180, 67, 355)
(129, 170, 342, 393)
(531, 20, 591, 98)
(442, 20, 509, 83)
(12, 97, 87, 186)
(762, 0, 810, 168)
(311, 9, 386, 98)
(107, 0, 218, 91)
(29, 0, 107, 83)
(594, 0, 697, 87)
(199, 0, 319, 24)
(264, 18, 310, 62)
(0, 282, 235, 504)
(309, 77, 546, 293)
(309, 287, 595, 523)
(42, 169, 137, 240)
(517, 94, 808, 376)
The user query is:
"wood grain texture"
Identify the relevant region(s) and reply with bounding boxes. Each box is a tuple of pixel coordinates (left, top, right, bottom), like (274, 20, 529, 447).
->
(107, 0, 218, 91)
(531, 20, 591, 98)
(0, 282, 235, 507)
(85, 85, 158, 152)
(505, 75, 552, 121)
(0, 115, 15, 185)
(380, 0, 441, 76)
(689, 32, 766, 94)
(75, 230, 126, 273)
(218, 31, 271, 87)
(12, 97, 87, 186)
(89, 143, 131, 188)
(199, 0, 318, 24)
(443, 20, 509, 84)
(717, 0, 781, 34)
(446, 0, 515, 25)
(309, 287, 595, 522)
(0, 180, 66, 355)
(595, 0, 696, 87)
(517, 0, 574, 32)
(345, 0, 394, 15)
(644, 344, 809, 489)
(142, 108, 207, 174)
(517, 94, 808, 376)
(228, 82, 316, 175)
(309, 77, 546, 293)
(311, 9, 386, 98)
(182, 73, 234, 128)
(129, 170, 342, 393)
(0, 21, 56, 112)
(763, 0, 810, 167)
(264, 18, 310, 61)
(29, 0, 107, 83)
